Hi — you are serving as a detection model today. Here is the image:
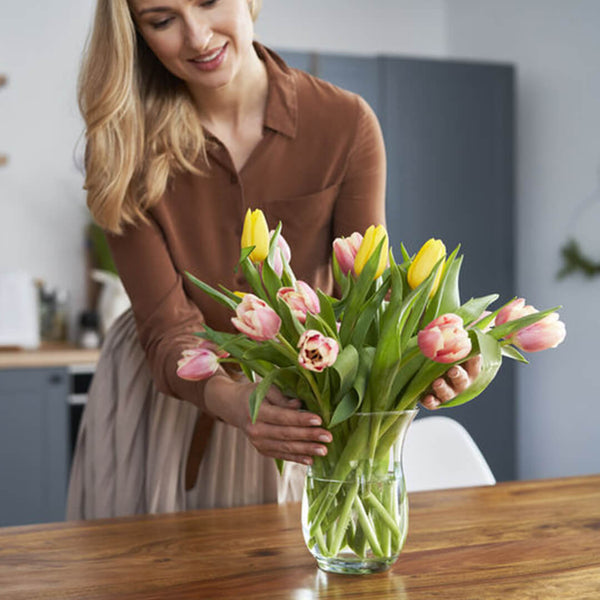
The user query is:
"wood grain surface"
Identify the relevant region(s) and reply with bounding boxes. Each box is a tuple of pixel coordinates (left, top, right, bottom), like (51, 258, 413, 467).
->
(1, 475, 599, 599)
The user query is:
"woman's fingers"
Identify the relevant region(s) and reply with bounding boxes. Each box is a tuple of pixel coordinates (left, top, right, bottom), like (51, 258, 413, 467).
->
(422, 354, 482, 409)
(243, 387, 332, 464)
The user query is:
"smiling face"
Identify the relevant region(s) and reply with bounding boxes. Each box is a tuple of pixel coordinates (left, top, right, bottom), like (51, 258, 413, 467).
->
(130, 0, 257, 93)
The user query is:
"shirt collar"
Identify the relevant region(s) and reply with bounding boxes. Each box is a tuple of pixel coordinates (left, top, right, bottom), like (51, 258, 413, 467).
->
(254, 42, 298, 139)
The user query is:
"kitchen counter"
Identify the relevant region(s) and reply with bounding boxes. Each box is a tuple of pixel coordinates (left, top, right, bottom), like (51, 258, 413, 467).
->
(0, 342, 100, 369)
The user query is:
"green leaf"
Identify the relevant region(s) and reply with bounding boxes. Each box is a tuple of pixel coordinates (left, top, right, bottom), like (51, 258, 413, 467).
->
(242, 344, 294, 367)
(501, 344, 528, 363)
(185, 272, 238, 311)
(440, 330, 503, 408)
(456, 294, 500, 325)
(350, 275, 391, 349)
(239, 257, 269, 302)
(329, 389, 360, 427)
(276, 297, 303, 345)
(275, 458, 285, 475)
(332, 345, 359, 401)
(261, 257, 283, 303)
(489, 306, 561, 341)
(422, 247, 460, 325)
(435, 248, 462, 316)
(339, 237, 387, 346)
(248, 369, 281, 423)
(238, 246, 255, 266)
(217, 285, 244, 305)
(316, 290, 339, 335)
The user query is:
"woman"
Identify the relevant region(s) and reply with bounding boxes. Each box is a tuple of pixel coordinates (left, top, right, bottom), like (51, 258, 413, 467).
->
(67, 0, 479, 519)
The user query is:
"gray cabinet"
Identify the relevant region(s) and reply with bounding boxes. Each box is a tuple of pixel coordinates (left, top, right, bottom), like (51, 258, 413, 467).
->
(277, 48, 516, 481)
(0, 368, 69, 526)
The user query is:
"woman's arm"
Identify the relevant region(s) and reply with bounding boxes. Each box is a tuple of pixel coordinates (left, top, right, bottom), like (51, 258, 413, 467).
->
(106, 214, 332, 465)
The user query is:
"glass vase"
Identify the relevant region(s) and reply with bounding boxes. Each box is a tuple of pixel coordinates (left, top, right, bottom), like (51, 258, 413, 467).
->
(301, 410, 418, 575)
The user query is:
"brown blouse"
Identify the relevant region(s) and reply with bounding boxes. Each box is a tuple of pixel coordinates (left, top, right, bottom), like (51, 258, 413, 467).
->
(105, 43, 387, 405)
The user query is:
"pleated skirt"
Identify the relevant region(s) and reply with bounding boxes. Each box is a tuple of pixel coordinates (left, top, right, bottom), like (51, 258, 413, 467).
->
(66, 309, 305, 520)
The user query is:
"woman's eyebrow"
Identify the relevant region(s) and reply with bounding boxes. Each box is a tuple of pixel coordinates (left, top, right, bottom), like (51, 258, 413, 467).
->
(138, 6, 171, 16)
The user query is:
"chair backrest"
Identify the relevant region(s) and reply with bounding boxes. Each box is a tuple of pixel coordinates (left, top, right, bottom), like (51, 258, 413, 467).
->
(403, 415, 496, 492)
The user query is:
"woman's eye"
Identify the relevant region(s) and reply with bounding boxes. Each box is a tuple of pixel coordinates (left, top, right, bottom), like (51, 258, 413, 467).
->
(150, 17, 174, 30)
(200, 0, 218, 7)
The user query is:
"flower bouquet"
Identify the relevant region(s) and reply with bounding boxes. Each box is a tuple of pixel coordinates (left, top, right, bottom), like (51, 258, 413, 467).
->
(178, 208, 566, 574)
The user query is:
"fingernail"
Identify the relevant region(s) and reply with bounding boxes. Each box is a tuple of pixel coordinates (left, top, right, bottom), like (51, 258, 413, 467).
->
(433, 379, 444, 389)
(449, 367, 459, 378)
(309, 417, 322, 426)
(302, 457, 313, 465)
(315, 447, 327, 456)
(318, 434, 332, 443)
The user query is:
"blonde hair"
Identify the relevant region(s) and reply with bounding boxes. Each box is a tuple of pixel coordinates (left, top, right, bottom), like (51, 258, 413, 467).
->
(80, 0, 262, 234)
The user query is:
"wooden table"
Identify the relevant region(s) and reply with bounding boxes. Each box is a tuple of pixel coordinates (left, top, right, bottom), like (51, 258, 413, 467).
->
(1, 475, 599, 599)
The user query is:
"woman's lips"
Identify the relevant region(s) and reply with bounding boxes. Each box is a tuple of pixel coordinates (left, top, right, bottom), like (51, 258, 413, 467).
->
(189, 43, 228, 72)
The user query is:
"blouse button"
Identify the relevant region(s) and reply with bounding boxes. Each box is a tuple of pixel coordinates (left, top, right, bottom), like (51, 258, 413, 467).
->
(230, 173, 238, 184)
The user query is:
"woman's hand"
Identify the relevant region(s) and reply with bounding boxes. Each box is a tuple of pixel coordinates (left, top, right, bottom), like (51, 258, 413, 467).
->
(204, 375, 332, 465)
(420, 355, 482, 410)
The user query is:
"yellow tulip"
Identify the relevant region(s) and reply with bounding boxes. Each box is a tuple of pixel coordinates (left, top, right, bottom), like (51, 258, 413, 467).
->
(241, 208, 269, 263)
(407, 238, 446, 297)
(354, 225, 389, 279)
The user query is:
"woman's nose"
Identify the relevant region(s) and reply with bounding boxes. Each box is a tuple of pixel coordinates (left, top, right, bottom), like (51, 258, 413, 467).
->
(184, 17, 213, 51)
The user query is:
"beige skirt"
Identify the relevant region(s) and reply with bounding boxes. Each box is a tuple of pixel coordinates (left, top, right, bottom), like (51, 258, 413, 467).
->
(66, 309, 305, 520)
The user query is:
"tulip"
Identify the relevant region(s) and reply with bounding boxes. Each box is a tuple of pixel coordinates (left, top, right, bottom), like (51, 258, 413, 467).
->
(231, 293, 281, 341)
(354, 225, 388, 279)
(407, 238, 446, 297)
(333, 232, 363, 276)
(297, 329, 339, 372)
(270, 230, 292, 277)
(511, 312, 566, 352)
(495, 298, 537, 326)
(276, 281, 320, 324)
(241, 208, 269, 263)
(176, 348, 220, 381)
(418, 313, 472, 363)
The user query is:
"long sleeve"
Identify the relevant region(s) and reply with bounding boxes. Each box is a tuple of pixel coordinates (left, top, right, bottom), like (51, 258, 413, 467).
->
(105, 215, 210, 405)
(334, 95, 387, 237)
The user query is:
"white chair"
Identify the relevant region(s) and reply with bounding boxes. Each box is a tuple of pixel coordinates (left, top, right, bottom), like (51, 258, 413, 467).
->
(403, 416, 496, 492)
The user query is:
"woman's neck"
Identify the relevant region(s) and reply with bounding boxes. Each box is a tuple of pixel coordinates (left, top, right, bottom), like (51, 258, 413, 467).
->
(189, 44, 268, 132)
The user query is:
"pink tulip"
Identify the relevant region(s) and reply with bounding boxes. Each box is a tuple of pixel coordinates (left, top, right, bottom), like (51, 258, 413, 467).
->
(418, 313, 472, 364)
(231, 293, 281, 341)
(511, 312, 566, 352)
(270, 231, 292, 277)
(333, 232, 363, 276)
(276, 281, 320, 324)
(297, 329, 339, 372)
(177, 348, 220, 381)
(495, 298, 537, 326)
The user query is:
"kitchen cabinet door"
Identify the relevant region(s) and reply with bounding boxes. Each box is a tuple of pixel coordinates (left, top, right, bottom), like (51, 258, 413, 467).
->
(0, 367, 69, 526)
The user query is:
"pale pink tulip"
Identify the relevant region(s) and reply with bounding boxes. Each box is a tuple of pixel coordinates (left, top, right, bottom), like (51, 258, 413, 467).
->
(333, 232, 363, 276)
(270, 231, 292, 277)
(276, 281, 320, 323)
(511, 312, 566, 352)
(297, 329, 339, 372)
(231, 293, 281, 341)
(418, 313, 472, 363)
(495, 298, 537, 326)
(177, 348, 219, 381)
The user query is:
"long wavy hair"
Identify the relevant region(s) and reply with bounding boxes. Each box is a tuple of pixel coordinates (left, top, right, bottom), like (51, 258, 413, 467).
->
(80, 0, 262, 234)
